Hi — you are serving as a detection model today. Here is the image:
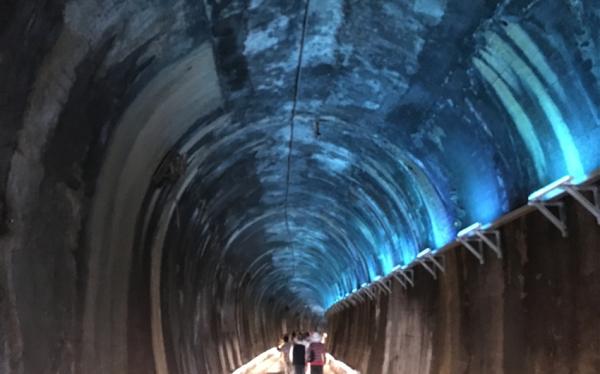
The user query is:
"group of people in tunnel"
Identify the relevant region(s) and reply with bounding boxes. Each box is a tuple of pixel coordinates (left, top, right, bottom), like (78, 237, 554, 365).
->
(277, 331, 327, 374)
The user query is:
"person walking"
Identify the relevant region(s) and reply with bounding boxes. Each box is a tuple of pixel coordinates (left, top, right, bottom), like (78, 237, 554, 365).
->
(291, 335, 306, 374)
(306, 332, 327, 374)
(278, 334, 293, 373)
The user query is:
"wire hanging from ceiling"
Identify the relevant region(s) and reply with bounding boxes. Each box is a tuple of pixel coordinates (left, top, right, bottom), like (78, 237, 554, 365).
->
(283, 0, 311, 283)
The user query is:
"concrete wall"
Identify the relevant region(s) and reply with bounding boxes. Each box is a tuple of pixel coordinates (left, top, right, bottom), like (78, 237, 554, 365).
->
(0, 2, 286, 373)
(328, 190, 600, 374)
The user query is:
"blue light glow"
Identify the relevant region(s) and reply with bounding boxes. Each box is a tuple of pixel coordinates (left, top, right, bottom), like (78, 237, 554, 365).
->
(379, 250, 395, 275)
(465, 172, 503, 224)
(246, 10, 600, 313)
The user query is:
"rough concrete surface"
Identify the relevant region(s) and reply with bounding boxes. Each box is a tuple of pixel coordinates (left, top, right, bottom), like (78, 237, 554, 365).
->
(1, 1, 600, 374)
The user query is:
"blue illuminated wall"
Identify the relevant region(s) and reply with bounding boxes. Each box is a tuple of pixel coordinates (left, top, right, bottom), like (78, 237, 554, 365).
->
(169, 0, 600, 313)
(309, 2, 600, 308)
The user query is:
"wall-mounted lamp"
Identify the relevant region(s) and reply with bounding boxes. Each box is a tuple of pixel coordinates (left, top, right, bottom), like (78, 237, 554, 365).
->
(528, 176, 571, 237)
(528, 175, 572, 201)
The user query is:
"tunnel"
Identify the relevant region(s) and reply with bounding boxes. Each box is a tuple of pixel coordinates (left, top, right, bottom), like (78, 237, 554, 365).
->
(1, 0, 600, 373)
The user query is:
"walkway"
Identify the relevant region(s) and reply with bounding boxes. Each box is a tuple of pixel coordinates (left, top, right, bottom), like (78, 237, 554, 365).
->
(232, 348, 359, 374)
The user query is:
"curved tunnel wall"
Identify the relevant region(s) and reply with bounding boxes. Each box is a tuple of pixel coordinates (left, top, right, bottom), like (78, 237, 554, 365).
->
(1, 0, 600, 373)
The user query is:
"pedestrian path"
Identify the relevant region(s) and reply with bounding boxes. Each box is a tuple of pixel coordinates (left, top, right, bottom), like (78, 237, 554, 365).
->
(232, 348, 359, 374)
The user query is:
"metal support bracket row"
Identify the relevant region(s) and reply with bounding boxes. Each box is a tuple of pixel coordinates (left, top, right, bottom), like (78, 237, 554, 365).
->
(329, 176, 599, 315)
(528, 176, 600, 238)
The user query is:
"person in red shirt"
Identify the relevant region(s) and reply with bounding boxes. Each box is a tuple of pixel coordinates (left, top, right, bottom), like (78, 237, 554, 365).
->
(306, 332, 327, 374)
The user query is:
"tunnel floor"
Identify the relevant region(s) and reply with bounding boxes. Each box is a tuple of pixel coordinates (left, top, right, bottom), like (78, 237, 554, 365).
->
(233, 348, 358, 374)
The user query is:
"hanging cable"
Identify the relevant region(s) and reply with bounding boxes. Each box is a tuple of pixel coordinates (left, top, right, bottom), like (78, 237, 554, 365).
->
(284, 0, 311, 281)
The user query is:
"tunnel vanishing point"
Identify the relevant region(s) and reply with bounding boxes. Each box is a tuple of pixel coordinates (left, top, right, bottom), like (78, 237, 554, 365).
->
(2, 0, 600, 373)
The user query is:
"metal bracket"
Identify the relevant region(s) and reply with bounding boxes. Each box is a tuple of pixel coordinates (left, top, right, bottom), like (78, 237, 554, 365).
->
(391, 268, 414, 288)
(372, 284, 383, 297)
(430, 254, 446, 272)
(458, 237, 484, 264)
(351, 291, 365, 303)
(416, 249, 446, 279)
(564, 184, 600, 225)
(356, 288, 368, 301)
(474, 229, 502, 259)
(403, 269, 415, 286)
(457, 223, 502, 263)
(370, 283, 382, 296)
(392, 272, 408, 289)
(527, 175, 600, 237)
(418, 260, 437, 279)
(529, 201, 568, 238)
(361, 286, 376, 300)
(374, 279, 392, 294)
(385, 279, 393, 293)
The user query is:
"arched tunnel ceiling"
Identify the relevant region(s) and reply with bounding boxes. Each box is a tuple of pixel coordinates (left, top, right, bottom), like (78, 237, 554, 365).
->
(143, 0, 600, 314)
